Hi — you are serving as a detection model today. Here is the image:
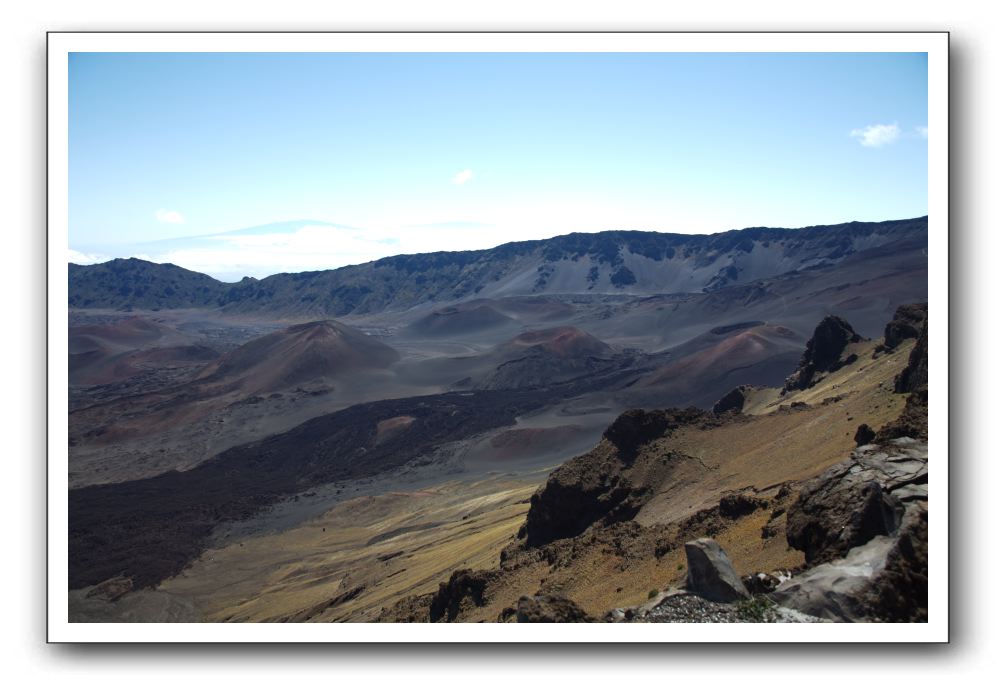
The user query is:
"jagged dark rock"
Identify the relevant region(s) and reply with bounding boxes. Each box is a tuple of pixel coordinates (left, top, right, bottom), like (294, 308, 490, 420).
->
(783, 316, 863, 392)
(520, 466, 639, 549)
(883, 306, 927, 438)
(853, 503, 928, 622)
(787, 478, 902, 567)
(712, 385, 752, 415)
(773, 502, 927, 622)
(428, 569, 497, 622)
(684, 538, 750, 603)
(879, 389, 928, 441)
(741, 572, 784, 595)
(718, 492, 765, 519)
(884, 303, 927, 350)
(516, 595, 596, 622)
(895, 317, 927, 394)
(603, 407, 708, 459)
(520, 407, 706, 549)
(771, 534, 892, 622)
(854, 424, 876, 446)
(774, 435, 928, 623)
(786, 440, 926, 566)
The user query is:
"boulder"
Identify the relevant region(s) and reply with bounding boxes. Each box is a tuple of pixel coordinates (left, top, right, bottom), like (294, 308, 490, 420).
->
(854, 423, 876, 446)
(683, 538, 749, 603)
(516, 595, 596, 622)
(786, 440, 926, 566)
(783, 316, 863, 391)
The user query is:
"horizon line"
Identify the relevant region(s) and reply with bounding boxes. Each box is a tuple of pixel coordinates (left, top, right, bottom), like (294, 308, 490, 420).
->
(68, 214, 928, 285)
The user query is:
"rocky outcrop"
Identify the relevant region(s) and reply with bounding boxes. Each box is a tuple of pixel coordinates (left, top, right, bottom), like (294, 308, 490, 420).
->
(771, 533, 894, 621)
(520, 464, 640, 548)
(428, 569, 497, 622)
(895, 317, 927, 394)
(772, 502, 927, 622)
(684, 538, 750, 603)
(852, 503, 928, 622)
(718, 492, 766, 519)
(783, 316, 863, 392)
(778, 437, 927, 621)
(520, 408, 706, 548)
(878, 389, 928, 441)
(603, 407, 708, 459)
(883, 306, 927, 438)
(516, 595, 596, 623)
(786, 440, 926, 566)
(884, 303, 927, 350)
(788, 478, 902, 567)
(712, 385, 752, 415)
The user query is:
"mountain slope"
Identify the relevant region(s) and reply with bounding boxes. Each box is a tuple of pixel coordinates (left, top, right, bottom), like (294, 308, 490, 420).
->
(374, 313, 922, 623)
(68, 316, 218, 387)
(69, 258, 228, 309)
(68, 217, 927, 316)
(197, 320, 400, 393)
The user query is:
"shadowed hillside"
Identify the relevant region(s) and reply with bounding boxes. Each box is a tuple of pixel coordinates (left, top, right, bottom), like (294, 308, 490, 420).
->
(69, 218, 926, 316)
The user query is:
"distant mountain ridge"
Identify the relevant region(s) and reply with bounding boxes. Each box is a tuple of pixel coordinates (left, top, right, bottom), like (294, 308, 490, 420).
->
(69, 217, 927, 316)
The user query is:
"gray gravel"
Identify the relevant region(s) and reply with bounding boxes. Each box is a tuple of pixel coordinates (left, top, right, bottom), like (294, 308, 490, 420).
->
(632, 592, 823, 623)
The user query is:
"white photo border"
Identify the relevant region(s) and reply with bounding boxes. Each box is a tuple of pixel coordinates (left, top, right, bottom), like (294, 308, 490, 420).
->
(47, 31, 949, 643)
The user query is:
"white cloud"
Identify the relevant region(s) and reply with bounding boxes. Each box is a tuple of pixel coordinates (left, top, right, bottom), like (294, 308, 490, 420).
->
(121, 197, 741, 281)
(155, 208, 186, 224)
(850, 123, 901, 148)
(916, 126, 928, 139)
(68, 249, 108, 265)
(451, 169, 474, 185)
(132, 224, 402, 281)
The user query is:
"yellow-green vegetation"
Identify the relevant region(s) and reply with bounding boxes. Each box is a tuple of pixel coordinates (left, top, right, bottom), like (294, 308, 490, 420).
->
(737, 595, 777, 622)
(158, 477, 539, 622)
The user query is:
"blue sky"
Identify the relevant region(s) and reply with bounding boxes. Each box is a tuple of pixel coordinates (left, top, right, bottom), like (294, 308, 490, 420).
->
(69, 52, 928, 281)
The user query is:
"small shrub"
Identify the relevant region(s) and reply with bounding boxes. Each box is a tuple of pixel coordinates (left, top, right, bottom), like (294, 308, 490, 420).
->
(647, 589, 659, 600)
(736, 595, 776, 622)
(677, 563, 684, 571)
